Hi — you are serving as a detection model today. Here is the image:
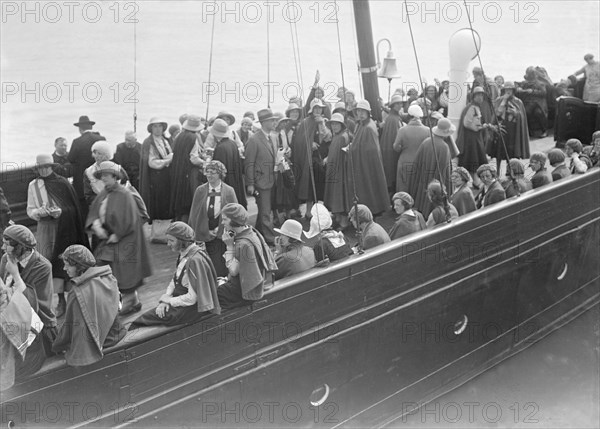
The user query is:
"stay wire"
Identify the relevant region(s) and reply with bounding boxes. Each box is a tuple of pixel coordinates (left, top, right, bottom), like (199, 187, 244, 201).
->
(463, 0, 519, 195)
(204, 11, 216, 128)
(403, 0, 452, 223)
(266, 9, 271, 108)
(133, 17, 137, 133)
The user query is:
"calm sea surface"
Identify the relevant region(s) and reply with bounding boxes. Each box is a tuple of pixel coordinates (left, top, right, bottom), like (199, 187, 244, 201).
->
(1, 0, 599, 164)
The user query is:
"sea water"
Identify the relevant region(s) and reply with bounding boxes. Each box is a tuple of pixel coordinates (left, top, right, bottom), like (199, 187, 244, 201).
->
(1, 0, 598, 165)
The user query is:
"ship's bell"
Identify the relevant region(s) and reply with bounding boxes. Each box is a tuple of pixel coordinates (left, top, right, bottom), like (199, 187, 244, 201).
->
(378, 51, 401, 80)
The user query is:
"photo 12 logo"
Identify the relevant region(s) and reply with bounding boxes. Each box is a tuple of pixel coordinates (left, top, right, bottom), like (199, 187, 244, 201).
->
(200, 1, 341, 24)
(2, 81, 139, 104)
(1, 1, 139, 24)
(401, 1, 540, 24)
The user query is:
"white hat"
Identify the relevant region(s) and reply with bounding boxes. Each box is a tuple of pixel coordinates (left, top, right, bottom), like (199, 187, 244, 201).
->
(274, 219, 304, 242)
(407, 104, 424, 118)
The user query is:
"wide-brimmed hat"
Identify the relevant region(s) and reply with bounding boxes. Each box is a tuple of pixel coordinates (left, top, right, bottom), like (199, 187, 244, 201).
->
(166, 221, 195, 242)
(503, 81, 516, 90)
(353, 99, 371, 113)
(91, 141, 112, 157)
(407, 104, 424, 118)
(217, 111, 236, 125)
(389, 94, 403, 107)
(147, 117, 168, 133)
(61, 245, 96, 268)
(308, 98, 327, 115)
(432, 118, 456, 137)
(332, 101, 347, 113)
(256, 108, 277, 123)
(3, 225, 36, 248)
(274, 219, 304, 242)
(33, 153, 57, 169)
(73, 115, 95, 127)
(285, 103, 301, 116)
(183, 115, 203, 132)
(277, 115, 290, 127)
(472, 86, 486, 95)
(178, 113, 189, 125)
(209, 118, 229, 138)
(326, 113, 346, 129)
(93, 161, 121, 179)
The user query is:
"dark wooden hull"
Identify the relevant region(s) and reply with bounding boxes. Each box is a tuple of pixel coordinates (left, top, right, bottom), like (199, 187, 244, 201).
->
(2, 169, 599, 428)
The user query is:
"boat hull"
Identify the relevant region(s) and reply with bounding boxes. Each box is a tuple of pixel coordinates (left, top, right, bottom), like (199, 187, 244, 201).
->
(1, 170, 599, 428)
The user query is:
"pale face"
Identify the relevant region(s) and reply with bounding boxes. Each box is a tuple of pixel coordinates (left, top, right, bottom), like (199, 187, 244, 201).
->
(565, 146, 574, 157)
(261, 118, 277, 133)
(101, 172, 118, 186)
(529, 160, 542, 172)
(312, 106, 323, 117)
(221, 214, 232, 228)
(593, 138, 600, 151)
(1, 238, 14, 257)
(331, 122, 342, 134)
(36, 166, 53, 177)
(125, 134, 137, 147)
(241, 122, 252, 132)
(495, 76, 505, 86)
(166, 235, 181, 253)
(473, 93, 484, 105)
(205, 169, 221, 187)
(315, 88, 324, 99)
(355, 109, 369, 121)
(63, 261, 78, 278)
(289, 110, 300, 121)
(479, 170, 494, 187)
(451, 172, 464, 188)
(55, 140, 68, 155)
(151, 123, 164, 137)
(393, 199, 405, 215)
(92, 149, 110, 164)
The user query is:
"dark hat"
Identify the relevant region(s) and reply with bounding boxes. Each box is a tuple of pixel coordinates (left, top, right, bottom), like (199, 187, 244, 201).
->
(166, 221, 195, 242)
(507, 158, 525, 175)
(73, 115, 95, 127)
(217, 111, 236, 125)
(392, 192, 414, 207)
(348, 204, 373, 224)
(256, 109, 277, 123)
(3, 225, 36, 248)
(221, 203, 248, 225)
(61, 245, 96, 268)
(472, 87, 486, 95)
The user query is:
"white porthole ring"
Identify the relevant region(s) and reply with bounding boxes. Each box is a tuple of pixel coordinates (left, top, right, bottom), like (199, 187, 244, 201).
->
(453, 315, 468, 335)
(557, 262, 568, 280)
(310, 384, 330, 407)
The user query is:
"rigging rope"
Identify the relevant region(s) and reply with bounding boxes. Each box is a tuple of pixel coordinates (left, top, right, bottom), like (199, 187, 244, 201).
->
(287, 0, 302, 92)
(266, 8, 271, 109)
(463, 0, 519, 195)
(403, 0, 453, 222)
(289, 0, 305, 98)
(133, 17, 137, 133)
(334, 0, 363, 253)
(204, 11, 216, 127)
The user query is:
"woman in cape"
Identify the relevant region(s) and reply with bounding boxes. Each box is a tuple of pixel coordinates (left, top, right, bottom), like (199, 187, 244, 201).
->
(26, 154, 87, 318)
(131, 222, 220, 328)
(379, 94, 404, 193)
(52, 245, 125, 366)
(87, 161, 152, 315)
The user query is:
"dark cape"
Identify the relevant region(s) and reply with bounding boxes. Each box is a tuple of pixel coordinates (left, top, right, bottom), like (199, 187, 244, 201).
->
(450, 185, 477, 216)
(68, 131, 105, 200)
(388, 210, 426, 240)
(139, 135, 172, 220)
(348, 118, 390, 215)
(213, 137, 247, 209)
(169, 130, 198, 219)
(493, 94, 530, 159)
(324, 130, 352, 214)
(408, 136, 453, 219)
(87, 184, 152, 291)
(457, 103, 488, 173)
(291, 116, 328, 201)
(37, 173, 88, 278)
(379, 110, 402, 190)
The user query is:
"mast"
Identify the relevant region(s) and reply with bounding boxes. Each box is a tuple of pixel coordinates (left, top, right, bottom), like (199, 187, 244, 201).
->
(352, 0, 382, 122)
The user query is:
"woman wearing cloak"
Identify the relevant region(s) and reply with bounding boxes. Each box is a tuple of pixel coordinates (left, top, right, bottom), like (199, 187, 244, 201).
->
(323, 113, 352, 227)
(379, 94, 404, 193)
(87, 162, 152, 315)
(26, 154, 88, 318)
(492, 81, 530, 171)
(348, 100, 389, 216)
(516, 67, 548, 137)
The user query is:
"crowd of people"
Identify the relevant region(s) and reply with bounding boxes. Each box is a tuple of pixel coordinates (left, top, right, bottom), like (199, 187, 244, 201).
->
(1, 60, 600, 390)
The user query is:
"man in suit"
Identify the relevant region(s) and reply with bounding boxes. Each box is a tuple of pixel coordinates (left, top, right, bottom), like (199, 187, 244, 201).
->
(67, 116, 105, 218)
(188, 160, 238, 277)
(475, 164, 506, 209)
(244, 109, 278, 245)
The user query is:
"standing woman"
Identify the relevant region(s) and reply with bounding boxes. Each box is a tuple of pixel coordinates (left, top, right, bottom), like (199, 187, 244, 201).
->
(27, 154, 88, 318)
(188, 161, 238, 277)
(87, 162, 152, 315)
(139, 117, 173, 242)
(573, 53, 600, 103)
(323, 113, 352, 229)
(393, 104, 430, 193)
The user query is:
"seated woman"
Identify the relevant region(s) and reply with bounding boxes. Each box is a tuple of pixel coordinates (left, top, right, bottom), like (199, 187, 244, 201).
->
(582, 131, 600, 168)
(547, 149, 571, 181)
(425, 181, 458, 227)
(500, 159, 533, 197)
(348, 204, 390, 250)
(304, 203, 353, 263)
(273, 220, 315, 280)
(1, 277, 45, 390)
(449, 167, 476, 216)
(529, 153, 553, 189)
(217, 204, 277, 310)
(131, 222, 220, 328)
(565, 139, 592, 174)
(389, 192, 426, 240)
(52, 245, 126, 366)
(475, 164, 506, 208)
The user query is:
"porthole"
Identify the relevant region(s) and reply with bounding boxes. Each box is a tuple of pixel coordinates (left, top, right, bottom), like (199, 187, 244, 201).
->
(453, 315, 468, 335)
(309, 384, 330, 407)
(557, 262, 568, 280)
